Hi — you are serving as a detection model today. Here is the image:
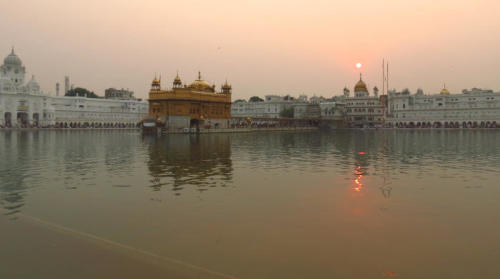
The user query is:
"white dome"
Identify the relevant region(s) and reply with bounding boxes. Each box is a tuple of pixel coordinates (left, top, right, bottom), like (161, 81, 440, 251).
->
(26, 75, 40, 93)
(3, 48, 22, 66)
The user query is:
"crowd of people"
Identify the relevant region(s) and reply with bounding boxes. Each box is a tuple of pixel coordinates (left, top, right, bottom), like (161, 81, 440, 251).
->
(229, 118, 319, 129)
(0, 122, 141, 129)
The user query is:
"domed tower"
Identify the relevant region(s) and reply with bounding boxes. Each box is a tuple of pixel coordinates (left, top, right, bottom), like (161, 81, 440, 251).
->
(373, 86, 379, 97)
(221, 80, 232, 94)
(173, 72, 182, 88)
(151, 76, 161, 91)
(440, 84, 450, 95)
(354, 74, 369, 97)
(0, 47, 26, 86)
(26, 75, 41, 94)
(188, 71, 214, 92)
(343, 86, 350, 97)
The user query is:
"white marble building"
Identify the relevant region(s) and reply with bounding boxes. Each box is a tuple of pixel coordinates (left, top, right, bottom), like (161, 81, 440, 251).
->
(387, 87, 500, 128)
(0, 48, 56, 127)
(0, 49, 148, 128)
(231, 95, 299, 118)
(319, 101, 345, 119)
(343, 75, 385, 127)
(51, 96, 148, 127)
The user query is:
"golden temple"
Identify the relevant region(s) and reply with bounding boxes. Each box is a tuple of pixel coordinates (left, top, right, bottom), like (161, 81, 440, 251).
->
(148, 72, 232, 130)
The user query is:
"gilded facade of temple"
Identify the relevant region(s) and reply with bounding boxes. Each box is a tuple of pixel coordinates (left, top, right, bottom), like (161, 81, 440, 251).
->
(148, 72, 232, 130)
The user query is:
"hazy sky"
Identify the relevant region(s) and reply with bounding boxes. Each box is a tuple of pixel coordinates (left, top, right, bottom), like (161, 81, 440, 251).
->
(1, 0, 499, 100)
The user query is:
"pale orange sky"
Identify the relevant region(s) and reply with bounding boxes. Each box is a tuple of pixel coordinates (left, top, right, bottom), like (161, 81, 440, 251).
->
(1, 0, 499, 100)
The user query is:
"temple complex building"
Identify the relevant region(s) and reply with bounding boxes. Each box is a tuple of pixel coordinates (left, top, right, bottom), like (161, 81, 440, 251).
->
(0, 48, 148, 128)
(343, 74, 386, 127)
(148, 72, 232, 130)
(387, 86, 500, 128)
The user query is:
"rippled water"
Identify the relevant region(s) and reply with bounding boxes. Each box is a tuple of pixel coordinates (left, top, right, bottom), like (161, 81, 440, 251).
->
(1, 130, 500, 278)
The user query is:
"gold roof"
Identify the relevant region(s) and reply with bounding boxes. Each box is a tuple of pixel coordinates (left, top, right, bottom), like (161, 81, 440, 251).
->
(189, 71, 214, 91)
(222, 80, 232, 89)
(440, 85, 450, 95)
(354, 74, 368, 93)
(151, 77, 160, 86)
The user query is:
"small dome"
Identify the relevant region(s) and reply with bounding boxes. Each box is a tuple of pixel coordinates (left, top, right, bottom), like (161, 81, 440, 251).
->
(151, 77, 160, 86)
(27, 75, 40, 89)
(4, 48, 22, 66)
(173, 73, 182, 87)
(222, 80, 231, 89)
(440, 86, 450, 95)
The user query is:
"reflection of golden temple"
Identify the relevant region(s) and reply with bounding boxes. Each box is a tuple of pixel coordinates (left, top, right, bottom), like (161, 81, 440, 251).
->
(148, 72, 232, 131)
(145, 135, 233, 194)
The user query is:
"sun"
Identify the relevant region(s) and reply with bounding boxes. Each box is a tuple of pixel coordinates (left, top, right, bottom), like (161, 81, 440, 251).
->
(356, 62, 362, 69)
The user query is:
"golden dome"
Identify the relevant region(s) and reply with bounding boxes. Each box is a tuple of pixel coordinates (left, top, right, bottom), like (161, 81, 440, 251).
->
(173, 73, 182, 87)
(189, 71, 213, 91)
(190, 79, 211, 89)
(354, 75, 368, 93)
(151, 77, 160, 86)
(440, 86, 450, 95)
(222, 80, 231, 89)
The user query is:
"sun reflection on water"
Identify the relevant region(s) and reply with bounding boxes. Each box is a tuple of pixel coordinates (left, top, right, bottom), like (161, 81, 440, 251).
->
(353, 165, 364, 192)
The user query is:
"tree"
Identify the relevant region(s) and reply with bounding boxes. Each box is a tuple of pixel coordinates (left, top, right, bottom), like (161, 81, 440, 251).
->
(249, 96, 264, 102)
(65, 87, 100, 98)
(279, 107, 294, 118)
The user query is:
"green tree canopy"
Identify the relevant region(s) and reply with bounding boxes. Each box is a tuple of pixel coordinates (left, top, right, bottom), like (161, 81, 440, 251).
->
(279, 107, 294, 118)
(65, 87, 100, 98)
(249, 96, 264, 102)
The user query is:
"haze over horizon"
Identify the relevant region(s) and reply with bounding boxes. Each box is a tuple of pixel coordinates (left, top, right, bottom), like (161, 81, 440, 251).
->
(1, 0, 499, 100)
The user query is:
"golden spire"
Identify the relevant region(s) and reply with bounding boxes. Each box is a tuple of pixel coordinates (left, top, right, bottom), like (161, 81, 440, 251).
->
(440, 83, 450, 95)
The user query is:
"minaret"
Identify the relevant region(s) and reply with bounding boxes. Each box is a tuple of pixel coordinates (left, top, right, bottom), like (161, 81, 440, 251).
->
(343, 87, 350, 97)
(56, 82, 60, 96)
(222, 79, 232, 94)
(64, 76, 70, 95)
(173, 71, 182, 88)
(151, 75, 161, 91)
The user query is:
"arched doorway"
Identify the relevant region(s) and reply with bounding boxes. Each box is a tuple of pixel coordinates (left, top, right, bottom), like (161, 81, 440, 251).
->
(17, 112, 28, 126)
(190, 118, 201, 132)
(4, 112, 12, 127)
(33, 113, 39, 127)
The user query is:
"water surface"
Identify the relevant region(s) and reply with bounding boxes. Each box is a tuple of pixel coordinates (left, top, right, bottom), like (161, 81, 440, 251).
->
(1, 130, 500, 278)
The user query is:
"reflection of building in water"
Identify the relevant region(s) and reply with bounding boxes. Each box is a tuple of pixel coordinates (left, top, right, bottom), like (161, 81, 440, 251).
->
(0, 132, 30, 217)
(145, 134, 232, 194)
